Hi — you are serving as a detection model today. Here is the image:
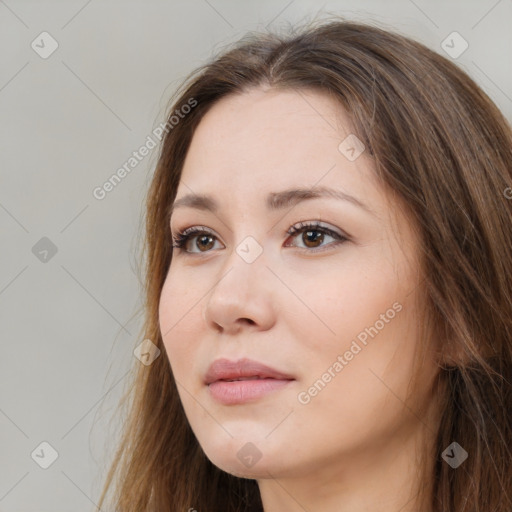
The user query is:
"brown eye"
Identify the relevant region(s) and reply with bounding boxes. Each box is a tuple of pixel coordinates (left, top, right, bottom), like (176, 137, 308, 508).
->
(195, 234, 215, 252)
(285, 222, 348, 252)
(172, 227, 220, 254)
(172, 221, 348, 255)
(301, 229, 325, 249)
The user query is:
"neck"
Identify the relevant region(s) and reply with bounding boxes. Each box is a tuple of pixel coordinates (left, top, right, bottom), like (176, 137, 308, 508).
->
(257, 419, 436, 512)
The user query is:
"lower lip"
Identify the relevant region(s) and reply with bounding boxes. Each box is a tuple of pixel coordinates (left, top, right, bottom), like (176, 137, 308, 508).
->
(207, 378, 293, 405)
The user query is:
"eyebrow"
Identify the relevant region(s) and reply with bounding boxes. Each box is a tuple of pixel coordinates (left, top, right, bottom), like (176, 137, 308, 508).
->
(169, 186, 376, 220)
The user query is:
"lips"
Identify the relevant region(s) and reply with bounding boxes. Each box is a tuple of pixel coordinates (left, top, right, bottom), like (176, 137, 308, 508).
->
(204, 357, 295, 385)
(205, 358, 296, 405)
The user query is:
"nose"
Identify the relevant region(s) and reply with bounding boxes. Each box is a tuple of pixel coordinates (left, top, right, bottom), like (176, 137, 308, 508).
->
(202, 246, 276, 335)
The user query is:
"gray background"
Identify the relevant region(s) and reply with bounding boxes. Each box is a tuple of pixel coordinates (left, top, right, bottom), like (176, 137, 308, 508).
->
(1, 0, 510, 510)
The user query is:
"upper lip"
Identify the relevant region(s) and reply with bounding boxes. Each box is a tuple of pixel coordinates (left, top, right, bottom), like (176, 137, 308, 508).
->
(204, 358, 295, 385)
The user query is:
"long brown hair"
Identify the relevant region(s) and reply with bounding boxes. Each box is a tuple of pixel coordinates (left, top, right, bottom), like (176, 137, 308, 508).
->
(97, 17, 512, 511)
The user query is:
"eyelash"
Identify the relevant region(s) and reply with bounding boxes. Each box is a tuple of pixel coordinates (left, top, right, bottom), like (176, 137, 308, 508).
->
(171, 221, 348, 255)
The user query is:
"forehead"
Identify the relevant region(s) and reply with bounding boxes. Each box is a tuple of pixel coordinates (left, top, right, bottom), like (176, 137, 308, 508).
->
(178, 87, 375, 194)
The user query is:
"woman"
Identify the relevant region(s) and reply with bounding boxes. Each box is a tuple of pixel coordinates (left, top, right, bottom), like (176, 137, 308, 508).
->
(98, 17, 512, 511)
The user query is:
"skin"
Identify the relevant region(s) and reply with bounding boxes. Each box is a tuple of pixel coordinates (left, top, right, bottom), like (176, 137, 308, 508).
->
(159, 87, 441, 512)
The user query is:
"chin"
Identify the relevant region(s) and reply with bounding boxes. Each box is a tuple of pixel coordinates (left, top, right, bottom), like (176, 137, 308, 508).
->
(198, 435, 268, 474)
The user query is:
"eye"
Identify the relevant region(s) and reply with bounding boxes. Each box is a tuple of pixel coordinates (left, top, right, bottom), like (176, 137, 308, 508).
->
(171, 221, 348, 255)
(172, 226, 220, 254)
(285, 221, 348, 252)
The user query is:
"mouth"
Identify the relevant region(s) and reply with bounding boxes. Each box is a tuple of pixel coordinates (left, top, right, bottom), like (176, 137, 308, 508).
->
(204, 358, 295, 405)
(207, 377, 294, 405)
(219, 376, 274, 382)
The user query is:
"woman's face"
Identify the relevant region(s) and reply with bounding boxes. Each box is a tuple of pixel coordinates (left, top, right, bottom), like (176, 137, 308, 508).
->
(159, 87, 438, 481)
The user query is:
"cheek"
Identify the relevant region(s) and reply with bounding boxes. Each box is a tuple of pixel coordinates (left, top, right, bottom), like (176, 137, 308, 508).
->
(301, 253, 407, 351)
(158, 270, 203, 380)
(293, 252, 421, 408)
(293, 298, 421, 447)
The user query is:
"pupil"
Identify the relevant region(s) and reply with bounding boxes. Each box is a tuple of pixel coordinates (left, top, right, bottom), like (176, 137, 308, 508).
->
(198, 235, 213, 251)
(305, 230, 323, 247)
